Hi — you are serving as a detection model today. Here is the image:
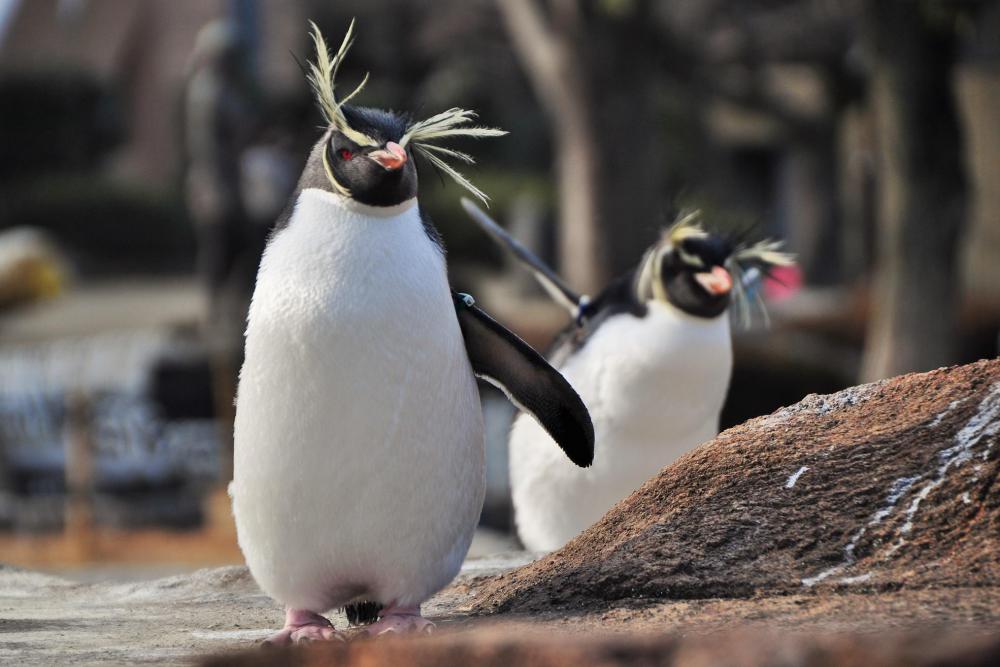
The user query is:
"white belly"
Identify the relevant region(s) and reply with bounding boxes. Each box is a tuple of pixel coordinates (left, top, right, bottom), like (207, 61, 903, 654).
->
(511, 301, 731, 551)
(232, 189, 484, 612)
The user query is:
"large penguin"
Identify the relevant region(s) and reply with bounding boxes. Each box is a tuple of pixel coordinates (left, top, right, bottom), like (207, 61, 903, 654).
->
(463, 200, 793, 552)
(231, 23, 593, 644)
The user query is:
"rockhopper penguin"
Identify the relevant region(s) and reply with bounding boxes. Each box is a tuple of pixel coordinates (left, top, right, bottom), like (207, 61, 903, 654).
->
(463, 201, 793, 552)
(231, 23, 593, 643)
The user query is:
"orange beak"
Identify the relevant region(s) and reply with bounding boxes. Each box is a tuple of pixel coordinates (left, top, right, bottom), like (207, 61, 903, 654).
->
(368, 141, 408, 171)
(694, 265, 733, 296)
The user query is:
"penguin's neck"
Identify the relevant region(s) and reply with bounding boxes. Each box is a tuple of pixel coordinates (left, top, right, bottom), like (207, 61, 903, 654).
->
(300, 187, 418, 219)
(268, 187, 430, 271)
(250, 185, 450, 348)
(254, 187, 439, 312)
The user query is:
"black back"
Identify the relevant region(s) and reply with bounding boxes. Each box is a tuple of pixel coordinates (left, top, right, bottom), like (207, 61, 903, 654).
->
(548, 270, 646, 367)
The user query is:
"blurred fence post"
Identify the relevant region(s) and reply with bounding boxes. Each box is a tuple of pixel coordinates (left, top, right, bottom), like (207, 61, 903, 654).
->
(64, 391, 97, 560)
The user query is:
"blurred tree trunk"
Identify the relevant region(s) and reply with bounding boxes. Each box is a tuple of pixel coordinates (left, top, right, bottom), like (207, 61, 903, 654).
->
(785, 133, 841, 285)
(497, 0, 605, 294)
(498, 0, 665, 295)
(860, 1, 967, 382)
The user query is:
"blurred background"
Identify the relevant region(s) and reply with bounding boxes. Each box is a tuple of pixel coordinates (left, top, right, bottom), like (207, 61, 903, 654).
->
(0, 0, 997, 579)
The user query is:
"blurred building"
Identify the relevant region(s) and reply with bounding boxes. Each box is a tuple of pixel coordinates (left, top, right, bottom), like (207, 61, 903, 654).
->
(0, 0, 306, 188)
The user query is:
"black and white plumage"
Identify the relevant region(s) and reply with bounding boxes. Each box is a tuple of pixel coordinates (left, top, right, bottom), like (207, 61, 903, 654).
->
(463, 200, 793, 551)
(230, 23, 593, 643)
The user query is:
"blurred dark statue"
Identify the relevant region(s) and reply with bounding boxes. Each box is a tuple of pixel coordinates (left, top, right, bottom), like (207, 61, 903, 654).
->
(183, 19, 266, 477)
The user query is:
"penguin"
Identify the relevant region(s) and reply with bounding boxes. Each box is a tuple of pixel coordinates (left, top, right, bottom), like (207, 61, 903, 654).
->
(462, 200, 793, 552)
(231, 22, 593, 644)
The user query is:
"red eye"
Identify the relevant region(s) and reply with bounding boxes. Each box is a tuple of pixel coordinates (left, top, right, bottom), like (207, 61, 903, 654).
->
(339, 148, 353, 160)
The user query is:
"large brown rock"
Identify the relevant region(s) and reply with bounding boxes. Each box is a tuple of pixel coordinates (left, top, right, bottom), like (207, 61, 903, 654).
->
(475, 358, 1000, 613)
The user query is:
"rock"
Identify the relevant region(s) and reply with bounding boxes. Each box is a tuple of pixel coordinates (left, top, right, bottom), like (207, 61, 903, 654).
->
(0, 564, 280, 666)
(203, 628, 1000, 667)
(474, 359, 1000, 613)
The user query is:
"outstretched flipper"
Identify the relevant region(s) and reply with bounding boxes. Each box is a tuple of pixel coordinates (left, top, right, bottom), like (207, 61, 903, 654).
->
(453, 292, 594, 468)
(461, 198, 583, 316)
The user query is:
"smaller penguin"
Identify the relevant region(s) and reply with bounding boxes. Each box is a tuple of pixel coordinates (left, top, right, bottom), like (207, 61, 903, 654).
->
(463, 200, 794, 551)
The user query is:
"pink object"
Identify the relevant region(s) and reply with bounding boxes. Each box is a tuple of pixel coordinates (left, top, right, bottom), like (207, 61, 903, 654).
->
(763, 264, 802, 301)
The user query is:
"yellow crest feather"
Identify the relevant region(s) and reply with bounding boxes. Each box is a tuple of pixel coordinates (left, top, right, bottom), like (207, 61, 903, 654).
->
(402, 108, 508, 205)
(307, 20, 378, 147)
(667, 210, 709, 246)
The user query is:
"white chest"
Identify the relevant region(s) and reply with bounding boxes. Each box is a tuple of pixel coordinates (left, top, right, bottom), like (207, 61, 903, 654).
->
(510, 300, 732, 551)
(563, 301, 732, 443)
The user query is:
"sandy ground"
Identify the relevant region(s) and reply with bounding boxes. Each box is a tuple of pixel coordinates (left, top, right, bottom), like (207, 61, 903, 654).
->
(0, 553, 536, 667)
(4, 557, 998, 667)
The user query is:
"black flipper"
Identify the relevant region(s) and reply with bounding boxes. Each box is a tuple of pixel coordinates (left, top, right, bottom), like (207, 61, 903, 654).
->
(453, 292, 594, 468)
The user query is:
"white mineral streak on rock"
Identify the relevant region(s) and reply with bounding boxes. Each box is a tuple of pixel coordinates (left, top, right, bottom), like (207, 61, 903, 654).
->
(785, 466, 809, 489)
(869, 476, 922, 526)
(763, 382, 882, 427)
(802, 382, 1000, 588)
(802, 567, 842, 587)
(802, 475, 920, 587)
(926, 399, 965, 428)
(901, 383, 1000, 534)
(839, 573, 873, 585)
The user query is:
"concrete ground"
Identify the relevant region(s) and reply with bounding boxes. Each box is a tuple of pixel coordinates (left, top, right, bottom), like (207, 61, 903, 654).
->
(0, 553, 536, 667)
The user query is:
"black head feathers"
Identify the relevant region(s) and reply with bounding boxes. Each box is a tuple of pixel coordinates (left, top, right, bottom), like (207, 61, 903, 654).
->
(635, 211, 795, 321)
(307, 21, 507, 205)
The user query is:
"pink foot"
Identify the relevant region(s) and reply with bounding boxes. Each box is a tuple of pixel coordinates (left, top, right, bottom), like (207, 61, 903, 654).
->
(360, 604, 434, 637)
(263, 608, 345, 646)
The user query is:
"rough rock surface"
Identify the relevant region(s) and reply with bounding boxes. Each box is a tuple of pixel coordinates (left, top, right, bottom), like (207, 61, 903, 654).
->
(475, 358, 1000, 613)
